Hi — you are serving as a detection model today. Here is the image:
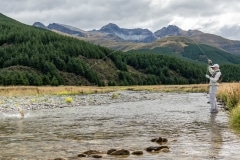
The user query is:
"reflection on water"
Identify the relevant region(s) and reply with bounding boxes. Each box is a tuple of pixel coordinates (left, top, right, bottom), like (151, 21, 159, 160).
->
(209, 113, 222, 159)
(0, 92, 240, 160)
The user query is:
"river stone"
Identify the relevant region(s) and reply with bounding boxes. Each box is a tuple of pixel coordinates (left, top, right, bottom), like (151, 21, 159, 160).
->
(110, 149, 130, 155)
(83, 150, 104, 155)
(151, 137, 168, 143)
(145, 146, 169, 152)
(156, 137, 163, 143)
(91, 154, 102, 158)
(107, 149, 117, 154)
(162, 138, 168, 143)
(161, 148, 170, 153)
(151, 138, 158, 142)
(131, 150, 143, 155)
(77, 154, 87, 157)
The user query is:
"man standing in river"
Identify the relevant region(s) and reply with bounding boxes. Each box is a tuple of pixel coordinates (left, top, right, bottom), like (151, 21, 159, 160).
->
(205, 59, 222, 113)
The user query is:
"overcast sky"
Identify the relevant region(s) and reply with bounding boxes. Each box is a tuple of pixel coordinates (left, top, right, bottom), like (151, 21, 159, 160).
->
(1, 0, 240, 40)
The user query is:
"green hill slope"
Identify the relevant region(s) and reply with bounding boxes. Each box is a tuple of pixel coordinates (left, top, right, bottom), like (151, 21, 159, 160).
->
(0, 13, 240, 86)
(129, 36, 240, 64)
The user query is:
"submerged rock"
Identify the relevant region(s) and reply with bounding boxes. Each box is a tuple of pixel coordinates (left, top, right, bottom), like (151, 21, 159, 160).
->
(83, 150, 104, 155)
(162, 138, 168, 143)
(91, 154, 102, 158)
(161, 148, 170, 152)
(151, 137, 168, 144)
(151, 138, 158, 142)
(107, 149, 117, 154)
(132, 150, 144, 155)
(53, 158, 66, 160)
(145, 146, 169, 152)
(77, 154, 87, 157)
(110, 149, 130, 155)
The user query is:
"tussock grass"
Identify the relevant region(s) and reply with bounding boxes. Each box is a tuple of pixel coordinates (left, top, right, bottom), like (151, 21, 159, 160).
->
(217, 83, 240, 130)
(0, 84, 209, 96)
(230, 105, 240, 129)
(0, 86, 115, 96)
(218, 83, 240, 110)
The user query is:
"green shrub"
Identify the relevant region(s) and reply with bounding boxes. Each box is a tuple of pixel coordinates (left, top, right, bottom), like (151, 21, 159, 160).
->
(112, 93, 120, 99)
(65, 96, 73, 103)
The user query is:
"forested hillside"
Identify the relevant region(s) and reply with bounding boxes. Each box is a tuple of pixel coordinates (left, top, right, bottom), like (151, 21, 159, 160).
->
(129, 37, 240, 64)
(0, 13, 240, 86)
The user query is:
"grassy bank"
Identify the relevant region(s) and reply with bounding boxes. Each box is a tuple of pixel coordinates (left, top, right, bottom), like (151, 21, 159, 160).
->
(0, 84, 209, 96)
(218, 83, 240, 129)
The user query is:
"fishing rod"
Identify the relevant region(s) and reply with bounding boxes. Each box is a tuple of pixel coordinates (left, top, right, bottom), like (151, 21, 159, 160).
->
(84, 41, 132, 72)
(190, 38, 212, 74)
(187, 38, 216, 87)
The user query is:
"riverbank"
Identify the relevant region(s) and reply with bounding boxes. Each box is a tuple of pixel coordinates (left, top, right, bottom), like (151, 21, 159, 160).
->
(0, 83, 236, 114)
(1, 83, 239, 130)
(0, 90, 178, 113)
(0, 84, 208, 115)
(0, 84, 208, 96)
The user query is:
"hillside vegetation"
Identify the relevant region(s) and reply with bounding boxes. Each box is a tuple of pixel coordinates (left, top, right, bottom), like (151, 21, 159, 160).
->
(0, 13, 240, 86)
(128, 36, 240, 64)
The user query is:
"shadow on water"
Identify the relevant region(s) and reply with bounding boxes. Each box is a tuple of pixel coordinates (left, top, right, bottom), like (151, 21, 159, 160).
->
(0, 92, 240, 159)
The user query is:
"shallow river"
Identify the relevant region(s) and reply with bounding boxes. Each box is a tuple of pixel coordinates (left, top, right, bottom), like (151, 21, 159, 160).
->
(1, 92, 240, 160)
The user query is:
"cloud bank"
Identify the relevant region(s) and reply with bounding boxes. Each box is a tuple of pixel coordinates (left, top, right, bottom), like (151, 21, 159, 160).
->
(1, 0, 240, 40)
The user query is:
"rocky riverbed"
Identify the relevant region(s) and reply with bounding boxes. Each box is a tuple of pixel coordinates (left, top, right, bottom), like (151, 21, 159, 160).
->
(0, 90, 165, 113)
(1, 91, 240, 160)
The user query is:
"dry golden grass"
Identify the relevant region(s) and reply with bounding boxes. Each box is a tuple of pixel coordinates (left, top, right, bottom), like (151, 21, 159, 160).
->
(230, 105, 240, 129)
(218, 82, 240, 93)
(0, 84, 209, 96)
(218, 82, 240, 110)
(217, 83, 240, 130)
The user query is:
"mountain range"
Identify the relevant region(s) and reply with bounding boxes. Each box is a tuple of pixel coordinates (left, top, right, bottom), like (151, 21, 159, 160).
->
(33, 22, 240, 55)
(1, 12, 240, 86)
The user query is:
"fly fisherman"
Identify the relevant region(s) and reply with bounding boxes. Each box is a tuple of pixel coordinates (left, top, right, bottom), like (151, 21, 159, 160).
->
(205, 59, 222, 113)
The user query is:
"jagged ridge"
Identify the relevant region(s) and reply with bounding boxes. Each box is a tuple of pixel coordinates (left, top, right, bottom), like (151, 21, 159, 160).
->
(33, 22, 240, 55)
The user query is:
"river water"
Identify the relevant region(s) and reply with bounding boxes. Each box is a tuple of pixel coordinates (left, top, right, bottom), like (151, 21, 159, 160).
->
(0, 92, 240, 160)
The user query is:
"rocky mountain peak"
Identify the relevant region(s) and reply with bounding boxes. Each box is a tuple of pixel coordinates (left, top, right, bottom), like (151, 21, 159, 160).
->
(33, 22, 47, 29)
(154, 25, 183, 38)
(44, 23, 87, 37)
(166, 25, 181, 31)
(100, 23, 120, 32)
(99, 23, 155, 42)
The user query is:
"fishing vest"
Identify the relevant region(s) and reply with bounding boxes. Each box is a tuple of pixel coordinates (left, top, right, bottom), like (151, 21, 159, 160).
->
(212, 70, 222, 82)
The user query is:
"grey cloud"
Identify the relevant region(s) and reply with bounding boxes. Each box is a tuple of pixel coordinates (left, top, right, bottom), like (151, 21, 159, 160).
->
(1, 0, 240, 40)
(217, 25, 240, 40)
